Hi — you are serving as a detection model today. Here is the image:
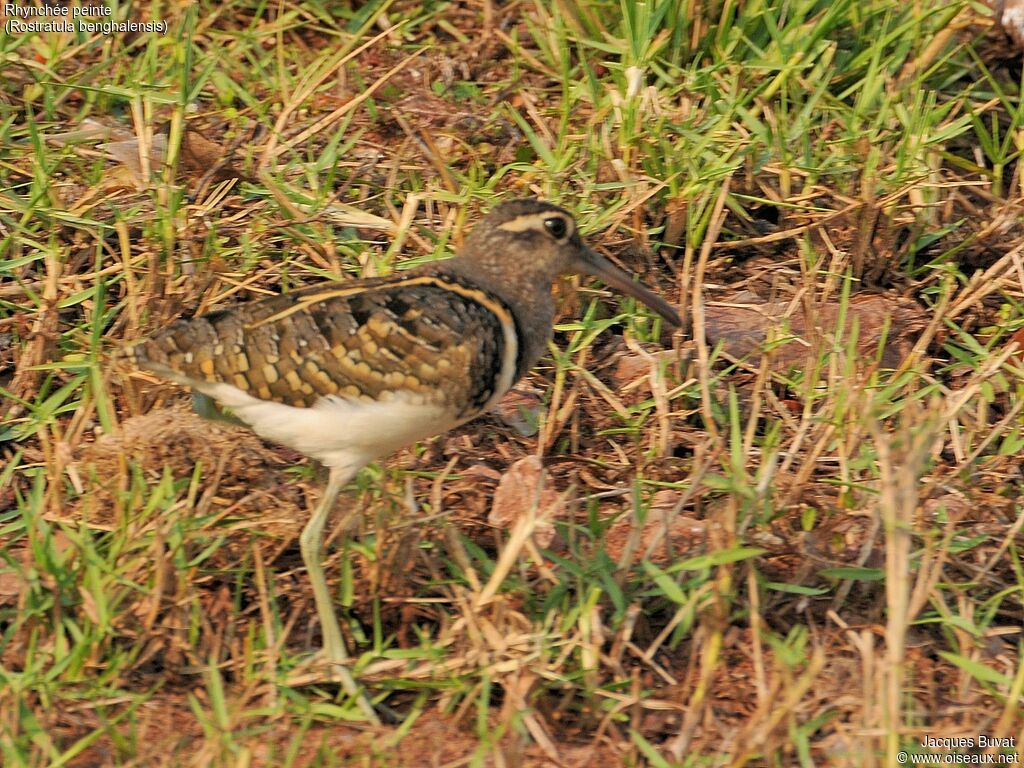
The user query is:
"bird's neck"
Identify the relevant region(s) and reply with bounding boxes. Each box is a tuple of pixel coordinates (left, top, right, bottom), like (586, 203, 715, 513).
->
(438, 255, 557, 377)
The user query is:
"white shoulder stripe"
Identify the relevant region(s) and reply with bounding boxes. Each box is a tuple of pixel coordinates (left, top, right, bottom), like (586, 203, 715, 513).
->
(478, 305, 518, 415)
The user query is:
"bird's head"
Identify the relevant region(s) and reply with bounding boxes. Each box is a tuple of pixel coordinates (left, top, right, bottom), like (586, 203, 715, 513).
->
(459, 199, 681, 327)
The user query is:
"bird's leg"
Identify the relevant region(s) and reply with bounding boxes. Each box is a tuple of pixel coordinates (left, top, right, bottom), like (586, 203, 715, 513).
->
(299, 465, 380, 724)
(299, 467, 349, 665)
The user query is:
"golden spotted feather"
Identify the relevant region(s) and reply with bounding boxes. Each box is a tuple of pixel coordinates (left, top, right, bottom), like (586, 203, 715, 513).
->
(124, 273, 520, 420)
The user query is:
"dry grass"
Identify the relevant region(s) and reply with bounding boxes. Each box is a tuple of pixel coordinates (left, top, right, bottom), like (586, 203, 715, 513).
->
(2, 0, 1023, 765)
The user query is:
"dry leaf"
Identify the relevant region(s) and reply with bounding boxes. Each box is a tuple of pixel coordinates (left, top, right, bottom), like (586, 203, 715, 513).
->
(320, 203, 398, 234)
(611, 348, 677, 390)
(603, 491, 708, 565)
(41, 117, 124, 145)
(488, 456, 564, 548)
(493, 384, 543, 436)
(1007, 326, 1024, 363)
(101, 127, 249, 189)
(1000, 0, 1024, 49)
(462, 464, 502, 483)
(704, 293, 928, 370)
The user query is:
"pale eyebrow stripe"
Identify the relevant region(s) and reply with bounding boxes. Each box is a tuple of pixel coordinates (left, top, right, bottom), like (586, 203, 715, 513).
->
(496, 212, 573, 236)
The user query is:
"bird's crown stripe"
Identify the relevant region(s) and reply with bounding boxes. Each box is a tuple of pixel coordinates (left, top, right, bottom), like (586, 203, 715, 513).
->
(495, 211, 573, 234)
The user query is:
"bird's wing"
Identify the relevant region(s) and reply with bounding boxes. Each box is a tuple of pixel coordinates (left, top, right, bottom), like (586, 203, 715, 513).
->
(123, 274, 519, 418)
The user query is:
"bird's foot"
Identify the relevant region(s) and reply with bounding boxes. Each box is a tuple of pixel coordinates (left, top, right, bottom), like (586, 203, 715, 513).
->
(284, 652, 383, 725)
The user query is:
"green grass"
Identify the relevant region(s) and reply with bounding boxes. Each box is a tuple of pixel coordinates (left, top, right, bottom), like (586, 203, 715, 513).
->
(2, 0, 1024, 765)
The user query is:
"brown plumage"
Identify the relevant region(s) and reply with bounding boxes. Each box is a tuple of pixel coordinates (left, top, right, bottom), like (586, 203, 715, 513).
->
(129, 274, 511, 413)
(120, 198, 679, 722)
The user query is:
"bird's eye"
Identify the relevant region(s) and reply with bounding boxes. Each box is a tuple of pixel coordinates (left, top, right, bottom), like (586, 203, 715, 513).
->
(544, 217, 568, 239)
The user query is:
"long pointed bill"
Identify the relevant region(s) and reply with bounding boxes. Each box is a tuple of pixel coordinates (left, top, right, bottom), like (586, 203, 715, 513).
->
(575, 248, 681, 327)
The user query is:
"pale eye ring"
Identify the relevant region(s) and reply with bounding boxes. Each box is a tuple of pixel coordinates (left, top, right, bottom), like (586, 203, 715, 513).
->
(544, 217, 568, 239)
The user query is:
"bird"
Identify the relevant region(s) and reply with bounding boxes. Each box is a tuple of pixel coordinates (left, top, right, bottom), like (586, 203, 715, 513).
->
(120, 198, 680, 721)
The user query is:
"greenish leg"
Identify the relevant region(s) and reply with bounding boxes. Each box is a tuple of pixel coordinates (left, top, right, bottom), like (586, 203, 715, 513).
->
(299, 465, 380, 725)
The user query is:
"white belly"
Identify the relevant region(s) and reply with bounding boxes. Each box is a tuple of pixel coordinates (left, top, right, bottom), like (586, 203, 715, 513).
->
(195, 381, 458, 471)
